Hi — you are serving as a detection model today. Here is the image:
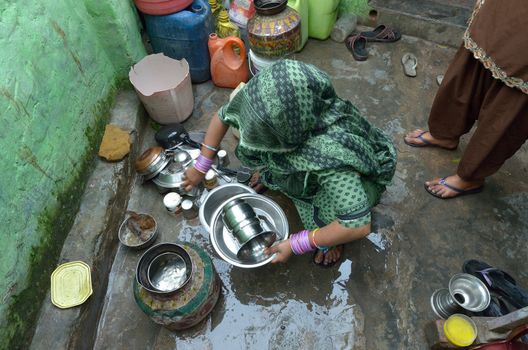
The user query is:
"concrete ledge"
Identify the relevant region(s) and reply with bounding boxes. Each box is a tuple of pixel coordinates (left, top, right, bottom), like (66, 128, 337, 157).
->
(30, 90, 146, 350)
(370, 0, 472, 47)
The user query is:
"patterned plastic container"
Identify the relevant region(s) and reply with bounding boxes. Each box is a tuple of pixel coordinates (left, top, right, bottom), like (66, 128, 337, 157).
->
(247, 6, 301, 57)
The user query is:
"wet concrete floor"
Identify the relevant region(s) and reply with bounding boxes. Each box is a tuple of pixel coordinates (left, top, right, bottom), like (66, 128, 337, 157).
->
(94, 37, 528, 349)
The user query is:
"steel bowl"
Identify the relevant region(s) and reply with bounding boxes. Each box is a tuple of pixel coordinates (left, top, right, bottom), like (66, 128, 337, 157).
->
(118, 213, 158, 250)
(147, 252, 190, 292)
(136, 243, 193, 296)
(199, 183, 256, 232)
(210, 193, 289, 268)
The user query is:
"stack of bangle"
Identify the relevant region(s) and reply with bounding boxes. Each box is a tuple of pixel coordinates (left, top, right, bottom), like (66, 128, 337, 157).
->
(290, 229, 315, 255)
(194, 154, 214, 174)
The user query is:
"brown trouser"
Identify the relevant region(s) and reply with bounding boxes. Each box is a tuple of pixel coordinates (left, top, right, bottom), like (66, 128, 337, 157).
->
(428, 46, 528, 181)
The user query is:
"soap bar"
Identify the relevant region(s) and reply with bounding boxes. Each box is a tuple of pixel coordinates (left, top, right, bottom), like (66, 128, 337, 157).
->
(331, 13, 358, 43)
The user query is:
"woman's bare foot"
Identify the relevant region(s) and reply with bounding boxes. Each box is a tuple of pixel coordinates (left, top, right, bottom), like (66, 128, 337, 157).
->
(249, 171, 265, 193)
(404, 129, 458, 150)
(425, 175, 484, 199)
(314, 245, 344, 266)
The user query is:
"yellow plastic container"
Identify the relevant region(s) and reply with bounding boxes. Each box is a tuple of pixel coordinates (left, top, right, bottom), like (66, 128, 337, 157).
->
(287, 0, 309, 49)
(208, 0, 222, 24)
(443, 314, 477, 347)
(217, 9, 241, 38)
(307, 0, 340, 40)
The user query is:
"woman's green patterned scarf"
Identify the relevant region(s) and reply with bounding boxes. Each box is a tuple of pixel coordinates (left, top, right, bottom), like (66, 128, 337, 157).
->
(218, 60, 397, 197)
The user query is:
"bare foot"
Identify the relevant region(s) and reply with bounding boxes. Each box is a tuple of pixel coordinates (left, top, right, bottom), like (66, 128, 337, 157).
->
(249, 171, 265, 193)
(313, 245, 344, 266)
(425, 175, 484, 199)
(404, 129, 458, 150)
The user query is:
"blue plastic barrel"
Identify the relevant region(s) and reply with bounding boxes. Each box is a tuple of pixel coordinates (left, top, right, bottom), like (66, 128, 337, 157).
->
(144, 0, 214, 83)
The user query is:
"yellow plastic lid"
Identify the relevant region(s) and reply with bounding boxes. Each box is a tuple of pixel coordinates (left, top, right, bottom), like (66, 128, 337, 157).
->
(51, 261, 93, 309)
(443, 314, 477, 347)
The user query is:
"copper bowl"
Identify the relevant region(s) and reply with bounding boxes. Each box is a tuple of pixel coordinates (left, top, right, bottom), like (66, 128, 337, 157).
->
(135, 146, 170, 180)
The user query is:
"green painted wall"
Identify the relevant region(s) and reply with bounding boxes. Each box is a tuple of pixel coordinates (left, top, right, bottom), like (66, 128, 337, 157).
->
(0, 0, 145, 347)
(339, 0, 372, 19)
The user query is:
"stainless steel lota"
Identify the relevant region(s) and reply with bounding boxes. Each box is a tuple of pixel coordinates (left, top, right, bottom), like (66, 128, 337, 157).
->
(221, 198, 277, 259)
(210, 193, 289, 268)
(449, 273, 491, 312)
(199, 183, 256, 232)
(431, 288, 461, 319)
(431, 273, 491, 319)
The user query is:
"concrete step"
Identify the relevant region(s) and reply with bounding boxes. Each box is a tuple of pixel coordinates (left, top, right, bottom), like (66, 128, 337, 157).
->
(369, 0, 476, 47)
(29, 91, 147, 350)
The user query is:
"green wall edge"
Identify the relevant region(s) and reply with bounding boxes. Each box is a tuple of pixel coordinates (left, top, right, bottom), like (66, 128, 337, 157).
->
(2, 78, 126, 350)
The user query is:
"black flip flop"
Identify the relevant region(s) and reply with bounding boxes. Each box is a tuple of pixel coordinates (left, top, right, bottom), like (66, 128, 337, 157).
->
(312, 245, 344, 269)
(403, 130, 457, 150)
(424, 177, 483, 199)
(473, 292, 512, 317)
(345, 35, 368, 61)
(359, 25, 401, 43)
(463, 260, 528, 309)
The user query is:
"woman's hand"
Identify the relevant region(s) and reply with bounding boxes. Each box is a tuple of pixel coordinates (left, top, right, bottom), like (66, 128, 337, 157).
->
(182, 167, 206, 192)
(264, 239, 293, 263)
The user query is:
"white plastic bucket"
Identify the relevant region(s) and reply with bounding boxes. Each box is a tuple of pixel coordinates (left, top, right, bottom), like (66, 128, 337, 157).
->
(129, 54, 194, 124)
(248, 50, 280, 77)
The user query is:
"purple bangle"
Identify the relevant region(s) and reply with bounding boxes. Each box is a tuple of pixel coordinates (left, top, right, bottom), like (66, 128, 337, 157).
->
(195, 154, 214, 173)
(289, 229, 315, 255)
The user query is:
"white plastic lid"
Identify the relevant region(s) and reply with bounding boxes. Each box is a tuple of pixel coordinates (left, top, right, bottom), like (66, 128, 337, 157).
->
(205, 169, 216, 181)
(163, 192, 182, 209)
(181, 199, 194, 210)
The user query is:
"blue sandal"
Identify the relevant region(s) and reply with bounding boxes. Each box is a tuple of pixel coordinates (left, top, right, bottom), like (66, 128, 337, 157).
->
(404, 130, 457, 150)
(424, 177, 483, 199)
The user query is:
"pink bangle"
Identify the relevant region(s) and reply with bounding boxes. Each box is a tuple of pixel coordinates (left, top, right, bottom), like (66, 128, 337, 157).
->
(194, 154, 214, 174)
(289, 229, 314, 255)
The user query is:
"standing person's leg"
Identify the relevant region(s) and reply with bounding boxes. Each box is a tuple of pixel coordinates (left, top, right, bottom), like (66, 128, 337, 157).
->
(425, 79, 528, 198)
(405, 46, 492, 148)
(457, 83, 528, 180)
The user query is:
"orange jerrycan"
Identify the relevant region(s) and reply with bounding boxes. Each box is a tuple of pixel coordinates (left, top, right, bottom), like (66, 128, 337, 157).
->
(209, 33, 249, 88)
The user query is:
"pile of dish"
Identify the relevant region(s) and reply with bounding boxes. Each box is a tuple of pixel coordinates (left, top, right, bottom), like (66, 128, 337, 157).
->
(135, 146, 201, 196)
(199, 184, 289, 268)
